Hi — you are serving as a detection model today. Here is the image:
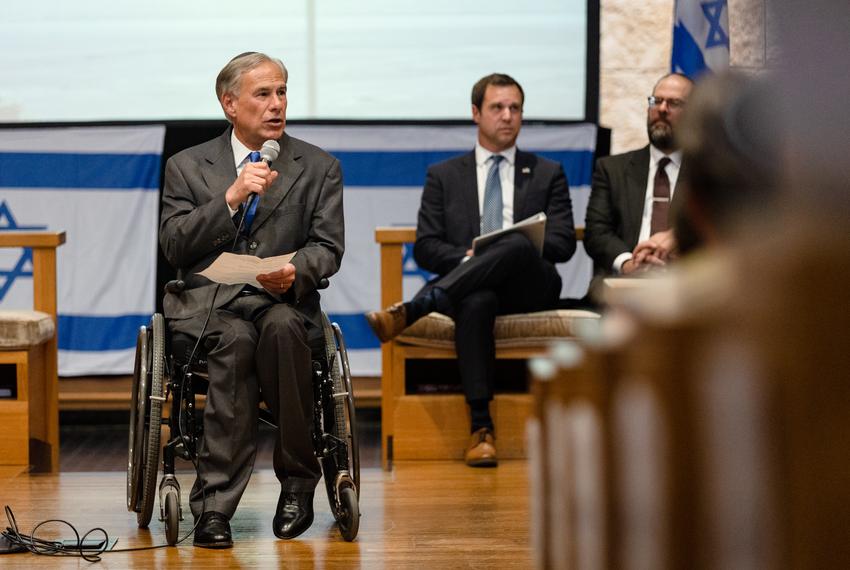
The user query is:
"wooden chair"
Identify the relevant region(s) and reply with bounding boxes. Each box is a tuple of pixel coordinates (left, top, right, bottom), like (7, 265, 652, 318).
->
(375, 227, 598, 468)
(0, 231, 65, 472)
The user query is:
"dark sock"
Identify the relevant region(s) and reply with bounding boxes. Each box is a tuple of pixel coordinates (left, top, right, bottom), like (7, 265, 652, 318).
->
(469, 399, 494, 433)
(404, 287, 452, 325)
(402, 300, 422, 326)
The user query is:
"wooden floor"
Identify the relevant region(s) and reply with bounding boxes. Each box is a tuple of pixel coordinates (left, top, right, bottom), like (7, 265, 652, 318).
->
(0, 418, 532, 568)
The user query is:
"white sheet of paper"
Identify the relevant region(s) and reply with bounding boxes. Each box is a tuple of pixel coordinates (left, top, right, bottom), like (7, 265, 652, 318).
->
(197, 252, 295, 287)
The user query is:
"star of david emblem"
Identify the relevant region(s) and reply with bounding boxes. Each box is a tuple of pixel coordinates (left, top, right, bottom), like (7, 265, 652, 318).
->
(0, 200, 48, 302)
(701, 0, 730, 49)
(402, 243, 433, 282)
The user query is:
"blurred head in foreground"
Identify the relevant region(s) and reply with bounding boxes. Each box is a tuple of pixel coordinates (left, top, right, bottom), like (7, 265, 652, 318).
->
(674, 72, 784, 253)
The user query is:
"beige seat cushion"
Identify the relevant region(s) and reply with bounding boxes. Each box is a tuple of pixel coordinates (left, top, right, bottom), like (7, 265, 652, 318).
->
(396, 309, 600, 349)
(0, 310, 55, 348)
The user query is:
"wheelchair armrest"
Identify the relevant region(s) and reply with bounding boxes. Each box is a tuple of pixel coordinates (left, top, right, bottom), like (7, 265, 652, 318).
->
(165, 280, 186, 295)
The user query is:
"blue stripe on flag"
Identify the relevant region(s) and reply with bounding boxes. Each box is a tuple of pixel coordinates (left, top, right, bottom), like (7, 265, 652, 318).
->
(58, 314, 150, 351)
(327, 313, 380, 350)
(58, 313, 380, 352)
(334, 150, 594, 188)
(0, 153, 160, 189)
(536, 150, 595, 191)
(334, 150, 455, 187)
(672, 22, 708, 78)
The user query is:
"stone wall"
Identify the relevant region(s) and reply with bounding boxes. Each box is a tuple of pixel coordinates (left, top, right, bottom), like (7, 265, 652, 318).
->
(599, 0, 774, 154)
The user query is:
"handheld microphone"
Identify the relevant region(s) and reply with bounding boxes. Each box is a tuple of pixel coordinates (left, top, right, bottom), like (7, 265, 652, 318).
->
(259, 139, 280, 166)
(244, 139, 282, 217)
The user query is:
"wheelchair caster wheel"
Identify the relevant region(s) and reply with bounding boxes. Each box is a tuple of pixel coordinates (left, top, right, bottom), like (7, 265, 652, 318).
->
(163, 489, 180, 546)
(336, 486, 360, 542)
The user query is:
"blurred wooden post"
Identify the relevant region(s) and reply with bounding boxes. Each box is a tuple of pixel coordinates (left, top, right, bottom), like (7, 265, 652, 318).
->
(530, 339, 613, 570)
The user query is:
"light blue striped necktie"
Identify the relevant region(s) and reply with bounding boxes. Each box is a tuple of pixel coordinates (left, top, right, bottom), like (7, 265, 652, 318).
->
(481, 154, 504, 234)
(242, 150, 262, 233)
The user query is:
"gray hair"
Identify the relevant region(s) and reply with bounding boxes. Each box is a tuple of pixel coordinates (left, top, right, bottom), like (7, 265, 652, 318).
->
(215, 52, 288, 101)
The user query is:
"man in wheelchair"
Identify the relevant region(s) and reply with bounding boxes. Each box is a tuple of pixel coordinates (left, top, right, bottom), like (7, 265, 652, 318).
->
(159, 52, 344, 548)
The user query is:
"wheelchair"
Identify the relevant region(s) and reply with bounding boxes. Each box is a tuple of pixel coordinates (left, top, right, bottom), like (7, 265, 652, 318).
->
(126, 288, 360, 544)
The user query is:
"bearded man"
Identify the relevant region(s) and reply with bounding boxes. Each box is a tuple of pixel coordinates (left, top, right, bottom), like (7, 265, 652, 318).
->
(584, 73, 694, 287)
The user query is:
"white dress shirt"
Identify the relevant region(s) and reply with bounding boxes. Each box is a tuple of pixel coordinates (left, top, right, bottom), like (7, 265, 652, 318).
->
(613, 145, 683, 273)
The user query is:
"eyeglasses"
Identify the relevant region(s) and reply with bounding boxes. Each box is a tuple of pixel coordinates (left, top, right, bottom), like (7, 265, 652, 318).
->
(647, 96, 686, 110)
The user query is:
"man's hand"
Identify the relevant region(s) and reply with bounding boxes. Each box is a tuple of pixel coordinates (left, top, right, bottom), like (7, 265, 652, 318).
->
(225, 162, 279, 210)
(637, 230, 676, 260)
(257, 263, 296, 295)
(620, 256, 644, 275)
(625, 230, 678, 274)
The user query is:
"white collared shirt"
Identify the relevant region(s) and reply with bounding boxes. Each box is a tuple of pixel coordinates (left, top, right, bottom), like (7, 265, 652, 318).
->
(232, 130, 261, 173)
(613, 145, 683, 273)
(226, 131, 261, 216)
(474, 142, 516, 231)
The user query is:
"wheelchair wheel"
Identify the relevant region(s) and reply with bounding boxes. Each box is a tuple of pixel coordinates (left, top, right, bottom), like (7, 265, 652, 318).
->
(163, 486, 180, 546)
(127, 324, 149, 511)
(319, 315, 361, 540)
(337, 485, 360, 542)
(331, 322, 359, 492)
(135, 314, 166, 528)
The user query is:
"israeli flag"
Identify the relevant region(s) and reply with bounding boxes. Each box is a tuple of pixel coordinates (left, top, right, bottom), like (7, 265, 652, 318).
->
(287, 124, 598, 376)
(0, 126, 164, 376)
(672, 0, 730, 78)
(1, 123, 595, 379)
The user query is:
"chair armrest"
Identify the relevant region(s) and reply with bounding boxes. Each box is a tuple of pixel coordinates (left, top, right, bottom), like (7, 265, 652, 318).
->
(375, 227, 416, 244)
(0, 232, 66, 248)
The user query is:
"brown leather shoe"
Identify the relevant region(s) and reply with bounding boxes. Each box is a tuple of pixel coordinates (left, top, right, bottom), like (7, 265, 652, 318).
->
(465, 428, 498, 467)
(365, 302, 408, 342)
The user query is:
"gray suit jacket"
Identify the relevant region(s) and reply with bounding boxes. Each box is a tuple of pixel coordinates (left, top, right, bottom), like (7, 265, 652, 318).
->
(584, 145, 685, 277)
(413, 149, 576, 277)
(159, 129, 344, 328)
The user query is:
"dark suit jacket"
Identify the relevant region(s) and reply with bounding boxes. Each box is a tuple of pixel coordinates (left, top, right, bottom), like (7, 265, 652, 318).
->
(413, 149, 576, 276)
(159, 129, 344, 328)
(584, 145, 685, 277)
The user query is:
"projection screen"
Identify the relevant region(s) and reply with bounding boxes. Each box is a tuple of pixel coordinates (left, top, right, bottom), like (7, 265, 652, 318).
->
(0, 0, 589, 122)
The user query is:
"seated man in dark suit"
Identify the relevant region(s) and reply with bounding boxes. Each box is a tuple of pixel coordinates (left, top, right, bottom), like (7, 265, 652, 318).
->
(584, 73, 694, 291)
(159, 52, 344, 547)
(367, 73, 576, 467)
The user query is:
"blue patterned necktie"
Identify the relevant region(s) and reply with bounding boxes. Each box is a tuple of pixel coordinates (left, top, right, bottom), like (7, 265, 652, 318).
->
(242, 151, 262, 233)
(481, 154, 504, 234)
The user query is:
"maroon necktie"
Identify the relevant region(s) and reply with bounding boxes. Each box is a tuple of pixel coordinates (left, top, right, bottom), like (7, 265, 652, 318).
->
(650, 157, 672, 235)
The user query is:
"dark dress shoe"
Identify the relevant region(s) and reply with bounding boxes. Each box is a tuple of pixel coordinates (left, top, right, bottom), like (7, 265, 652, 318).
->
(193, 511, 233, 548)
(273, 491, 314, 539)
